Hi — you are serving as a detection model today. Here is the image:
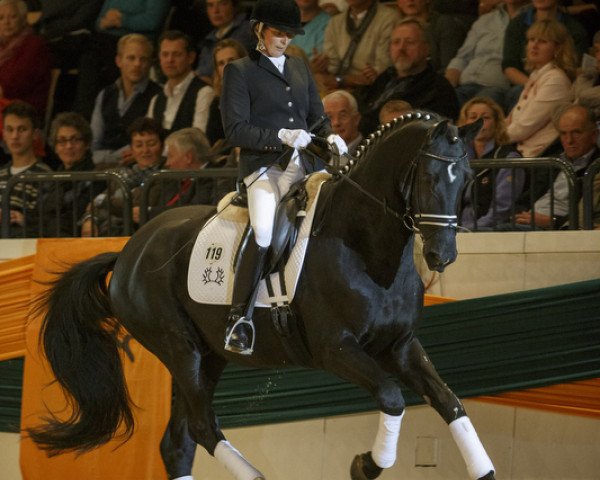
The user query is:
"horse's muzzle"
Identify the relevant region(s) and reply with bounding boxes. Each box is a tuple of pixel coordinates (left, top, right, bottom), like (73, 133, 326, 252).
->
(422, 229, 458, 272)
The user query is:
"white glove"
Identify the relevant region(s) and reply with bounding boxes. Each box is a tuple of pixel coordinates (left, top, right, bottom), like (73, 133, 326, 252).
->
(327, 134, 348, 155)
(278, 129, 312, 149)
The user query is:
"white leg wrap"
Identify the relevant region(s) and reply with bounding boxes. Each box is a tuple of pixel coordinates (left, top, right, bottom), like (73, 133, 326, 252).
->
(214, 440, 265, 480)
(172, 477, 194, 480)
(371, 412, 404, 469)
(449, 416, 495, 479)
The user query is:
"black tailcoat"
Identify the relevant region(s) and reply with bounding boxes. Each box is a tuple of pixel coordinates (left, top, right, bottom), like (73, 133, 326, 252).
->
(221, 49, 330, 179)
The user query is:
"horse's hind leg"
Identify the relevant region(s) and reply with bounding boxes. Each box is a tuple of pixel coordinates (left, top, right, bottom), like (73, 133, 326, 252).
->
(161, 381, 197, 480)
(391, 337, 495, 480)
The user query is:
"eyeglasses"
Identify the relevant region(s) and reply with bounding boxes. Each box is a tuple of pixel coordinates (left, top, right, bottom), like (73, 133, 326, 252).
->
(55, 136, 85, 146)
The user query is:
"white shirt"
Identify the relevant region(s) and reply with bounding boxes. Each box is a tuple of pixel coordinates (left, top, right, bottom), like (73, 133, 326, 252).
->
(147, 71, 214, 132)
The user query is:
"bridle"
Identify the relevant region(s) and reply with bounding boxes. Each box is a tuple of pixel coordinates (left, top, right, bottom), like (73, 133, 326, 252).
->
(326, 140, 467, 237)
(401, 147, 468, 235)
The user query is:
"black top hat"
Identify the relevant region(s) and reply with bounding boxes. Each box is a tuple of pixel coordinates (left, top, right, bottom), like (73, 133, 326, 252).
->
(250, 0, 305, 36)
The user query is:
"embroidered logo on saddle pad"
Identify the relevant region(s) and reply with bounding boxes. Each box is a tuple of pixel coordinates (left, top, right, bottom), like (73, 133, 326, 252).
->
(187, 173, 329, 307)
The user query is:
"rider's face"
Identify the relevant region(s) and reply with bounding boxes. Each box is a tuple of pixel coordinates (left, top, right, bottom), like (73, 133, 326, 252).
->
(262, 27, 294, 58)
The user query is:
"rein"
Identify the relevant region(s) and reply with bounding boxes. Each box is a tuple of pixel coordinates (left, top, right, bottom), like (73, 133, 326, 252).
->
(309, 144, 467, 235)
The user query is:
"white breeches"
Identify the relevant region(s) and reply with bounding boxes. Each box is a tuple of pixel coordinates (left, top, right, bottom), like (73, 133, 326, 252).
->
(244, 152, 304, 248)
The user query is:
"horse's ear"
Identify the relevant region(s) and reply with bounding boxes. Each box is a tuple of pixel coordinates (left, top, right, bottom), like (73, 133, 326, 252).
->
(427, 119, 449, 142)
(458, 118, 483, 145)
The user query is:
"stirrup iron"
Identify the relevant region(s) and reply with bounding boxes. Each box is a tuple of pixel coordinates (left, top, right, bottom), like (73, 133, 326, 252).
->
(224, 315, 256, 355)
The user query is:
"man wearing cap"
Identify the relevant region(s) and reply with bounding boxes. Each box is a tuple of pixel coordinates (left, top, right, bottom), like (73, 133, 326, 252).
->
(221, 0, 347, 355)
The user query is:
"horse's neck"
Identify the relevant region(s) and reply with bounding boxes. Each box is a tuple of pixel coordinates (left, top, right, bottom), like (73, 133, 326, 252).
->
(319, 165, 415, 288)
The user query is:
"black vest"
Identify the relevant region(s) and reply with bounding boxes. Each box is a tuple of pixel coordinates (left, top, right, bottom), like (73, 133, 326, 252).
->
(101, 81, 162, 150)
(152, 76, 208, 133)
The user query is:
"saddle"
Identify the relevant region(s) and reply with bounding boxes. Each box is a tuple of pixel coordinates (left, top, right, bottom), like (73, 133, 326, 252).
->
(231, 176, 315, 364)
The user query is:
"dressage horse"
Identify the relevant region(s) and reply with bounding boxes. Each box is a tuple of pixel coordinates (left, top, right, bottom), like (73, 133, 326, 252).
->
(28, 112, 494, 480)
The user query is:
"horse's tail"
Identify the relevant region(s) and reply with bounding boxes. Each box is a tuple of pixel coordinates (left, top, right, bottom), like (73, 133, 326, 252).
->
(27, 252, 134, 456)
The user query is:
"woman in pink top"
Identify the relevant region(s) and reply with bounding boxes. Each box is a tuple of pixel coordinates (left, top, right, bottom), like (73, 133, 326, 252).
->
(506, 19, 577, 157)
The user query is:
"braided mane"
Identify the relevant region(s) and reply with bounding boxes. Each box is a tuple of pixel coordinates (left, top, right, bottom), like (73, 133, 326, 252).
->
(338, 110, 441, 176)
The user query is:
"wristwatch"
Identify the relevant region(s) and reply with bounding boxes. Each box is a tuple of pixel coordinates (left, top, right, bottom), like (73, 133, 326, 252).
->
(335, 75, 344, 88)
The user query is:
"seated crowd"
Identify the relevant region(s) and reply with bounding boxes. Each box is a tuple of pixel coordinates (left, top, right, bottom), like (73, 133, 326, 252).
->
(0, 0, 599, 237)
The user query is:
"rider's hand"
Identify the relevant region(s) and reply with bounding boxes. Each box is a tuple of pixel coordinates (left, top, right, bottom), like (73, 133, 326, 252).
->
(278, 129, 312, 149)
(326, 134, 348, 155)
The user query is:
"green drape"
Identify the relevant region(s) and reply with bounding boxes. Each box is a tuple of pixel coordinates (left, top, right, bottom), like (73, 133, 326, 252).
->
(2, 279, 599, 432)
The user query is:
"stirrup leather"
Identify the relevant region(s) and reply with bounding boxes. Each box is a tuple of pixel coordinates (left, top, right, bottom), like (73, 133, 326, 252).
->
(224, 315, 256, 355)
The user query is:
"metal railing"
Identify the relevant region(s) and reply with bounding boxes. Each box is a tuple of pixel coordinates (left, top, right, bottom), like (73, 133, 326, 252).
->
(2, 159, 597, 238)
(1, 171, 132, 238)
(582, 157, 600, 230)
(468, 157, 578, 230)
(137, 168, 238, 226)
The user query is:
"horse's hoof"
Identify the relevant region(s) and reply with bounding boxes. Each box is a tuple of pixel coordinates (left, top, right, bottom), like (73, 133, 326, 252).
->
(350, 452, 383, 480)
(478, 471, 495, 480)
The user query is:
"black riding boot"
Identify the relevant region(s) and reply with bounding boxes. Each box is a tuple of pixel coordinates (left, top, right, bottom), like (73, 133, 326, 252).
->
(224, 238, 268, 355)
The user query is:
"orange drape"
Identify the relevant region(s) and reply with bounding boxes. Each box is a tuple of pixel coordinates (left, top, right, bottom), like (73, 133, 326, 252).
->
(0, 238, 597, 479)
(19, 239, 171, 480)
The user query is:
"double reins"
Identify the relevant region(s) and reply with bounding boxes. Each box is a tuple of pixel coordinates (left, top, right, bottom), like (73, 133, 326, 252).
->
(306, 138, 467, 235)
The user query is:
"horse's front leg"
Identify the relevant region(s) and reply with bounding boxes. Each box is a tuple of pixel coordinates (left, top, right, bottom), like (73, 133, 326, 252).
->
(389, 337, 495, 480)
(322, 336, 406, 480)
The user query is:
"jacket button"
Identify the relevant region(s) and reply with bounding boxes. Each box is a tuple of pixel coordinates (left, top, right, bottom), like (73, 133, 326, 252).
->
(288, 101, 293, 107)
(285, 86, 291, 91)
(289, 117, 294, 122)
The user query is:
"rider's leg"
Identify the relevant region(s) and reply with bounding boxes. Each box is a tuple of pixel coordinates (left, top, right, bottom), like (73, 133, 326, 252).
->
(224, 157, 305, 354)
(224, 169, 277, 354)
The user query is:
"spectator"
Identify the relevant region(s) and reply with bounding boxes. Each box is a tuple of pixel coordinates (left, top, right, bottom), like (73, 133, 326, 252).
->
(43, 112, 105, 236)
(313, 0, 397, 92)
(36, 1, 103, 59)
(195, 0, 255, 84)
(148, 30, 215, 135)
(394, 0, 474, 73)
(81, 116, 165, 236)
(378, 99, 412, 124)
(34, 0, 104, 114)
(206, 38, 248, 147)
(90, 33, 161, 166)
(356, 19, 459, 136)
(445, 0, 529, 107)
(0, 101, 51, 236)
(457, 96, 524, 230)
(561, 0, 600, 42)
(573, 30, 600, 123)
(319, 0, 346, 15)
(146, 127, 226, 220)
(510, 104, 599, 229)
(502, 0, 588, 111)
(323, 90, 362, 159)
(0, 0, 51, 115)
(291, 0, 330, 61)
(506, 19, 577, 157)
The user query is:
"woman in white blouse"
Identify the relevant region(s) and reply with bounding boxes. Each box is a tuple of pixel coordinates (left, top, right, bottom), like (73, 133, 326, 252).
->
(506, 19, 578, 157)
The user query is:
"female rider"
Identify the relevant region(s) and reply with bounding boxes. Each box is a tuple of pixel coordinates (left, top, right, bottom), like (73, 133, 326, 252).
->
(220, 0, 346, 354)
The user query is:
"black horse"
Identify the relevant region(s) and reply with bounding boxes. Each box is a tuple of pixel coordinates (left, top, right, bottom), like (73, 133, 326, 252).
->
(29, 112, 494, 480)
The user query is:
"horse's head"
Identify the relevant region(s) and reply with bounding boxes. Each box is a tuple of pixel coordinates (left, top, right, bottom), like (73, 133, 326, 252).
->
(400, 116, 479, 272)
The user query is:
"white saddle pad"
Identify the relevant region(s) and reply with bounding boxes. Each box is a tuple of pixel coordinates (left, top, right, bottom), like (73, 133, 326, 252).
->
(187, 174, 329, 307)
